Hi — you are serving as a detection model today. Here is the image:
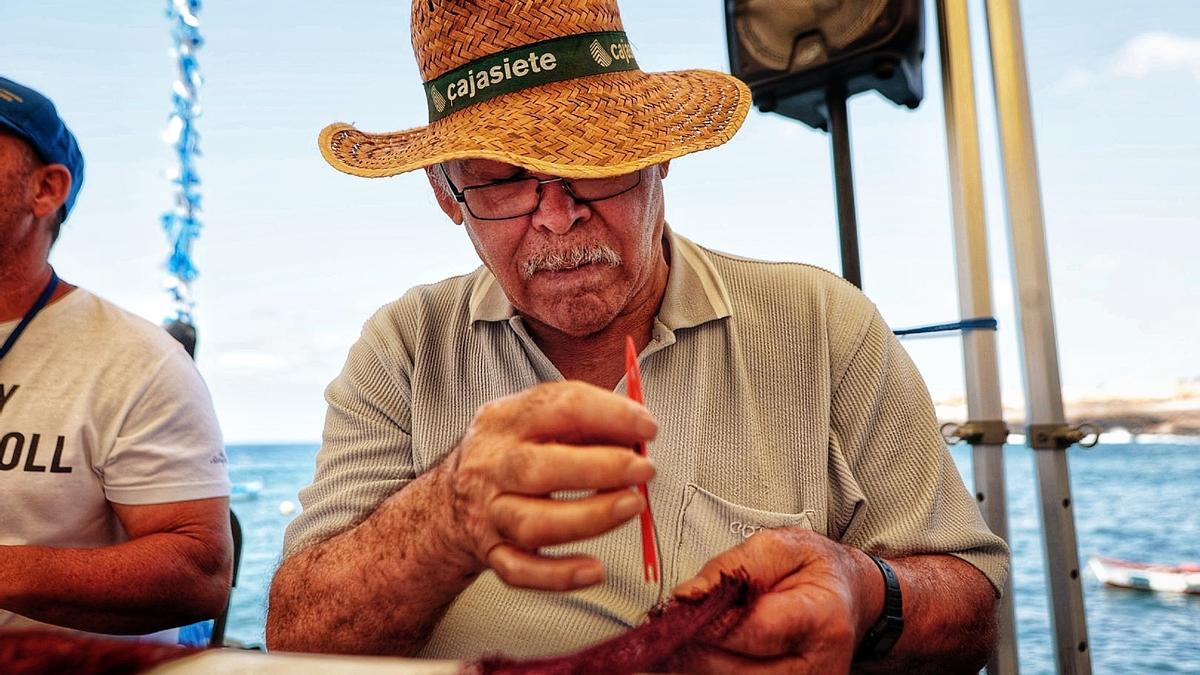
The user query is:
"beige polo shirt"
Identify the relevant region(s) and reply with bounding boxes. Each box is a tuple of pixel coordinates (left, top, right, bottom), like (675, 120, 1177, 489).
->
(283, 231, 1008, 659)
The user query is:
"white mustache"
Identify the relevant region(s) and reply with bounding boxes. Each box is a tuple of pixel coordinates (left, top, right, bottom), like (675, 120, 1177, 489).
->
(521, 244, 623, 280)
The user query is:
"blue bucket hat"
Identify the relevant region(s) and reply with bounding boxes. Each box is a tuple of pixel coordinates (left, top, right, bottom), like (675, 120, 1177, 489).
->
(0, 76, 85, 218)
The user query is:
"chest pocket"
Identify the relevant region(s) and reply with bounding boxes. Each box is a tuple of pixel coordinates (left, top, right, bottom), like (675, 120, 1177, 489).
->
(669, 483, 816, 588)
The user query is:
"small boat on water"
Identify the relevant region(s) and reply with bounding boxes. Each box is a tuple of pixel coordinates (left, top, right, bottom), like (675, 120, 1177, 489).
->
(1087, 556, 1200, 594)
(230, 480, 263, 502)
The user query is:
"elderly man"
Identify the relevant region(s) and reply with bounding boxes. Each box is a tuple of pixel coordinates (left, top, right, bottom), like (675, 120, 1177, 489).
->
(0, 76, 232, 642)
(268, 1, 1008, 672)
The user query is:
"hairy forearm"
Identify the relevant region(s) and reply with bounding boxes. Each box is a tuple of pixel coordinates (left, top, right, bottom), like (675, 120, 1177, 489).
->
(0, 533, 231, 634)
(854, 554, 997, 675)
(267, 457, 480, 656)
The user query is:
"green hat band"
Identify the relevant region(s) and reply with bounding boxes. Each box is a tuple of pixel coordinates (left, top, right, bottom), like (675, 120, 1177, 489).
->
(424, 31, 640, 122)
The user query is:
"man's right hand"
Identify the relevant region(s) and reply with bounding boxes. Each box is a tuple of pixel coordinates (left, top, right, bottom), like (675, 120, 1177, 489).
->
(445, 380, 658, 592)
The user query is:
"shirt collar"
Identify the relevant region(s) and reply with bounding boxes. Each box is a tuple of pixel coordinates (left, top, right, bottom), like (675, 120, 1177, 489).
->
(468, 227, 733, 330)
(467, 267, 512, 323)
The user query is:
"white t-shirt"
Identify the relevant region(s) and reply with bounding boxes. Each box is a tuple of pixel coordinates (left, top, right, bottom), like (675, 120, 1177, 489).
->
(0, 288, 229, 641)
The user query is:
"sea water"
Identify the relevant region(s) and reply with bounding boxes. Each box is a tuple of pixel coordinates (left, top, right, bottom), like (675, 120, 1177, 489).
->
(223, 442, 1200, 673)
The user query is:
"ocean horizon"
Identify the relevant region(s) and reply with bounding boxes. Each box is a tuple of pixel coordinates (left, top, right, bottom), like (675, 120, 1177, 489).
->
(223, 440, 1200, 673)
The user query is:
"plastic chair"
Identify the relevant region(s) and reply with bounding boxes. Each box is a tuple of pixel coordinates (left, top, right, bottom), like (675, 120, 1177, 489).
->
(209, 509, 243, 647)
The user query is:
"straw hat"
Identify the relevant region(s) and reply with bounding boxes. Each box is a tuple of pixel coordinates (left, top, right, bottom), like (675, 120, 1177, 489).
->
(318, 0, 751, 179)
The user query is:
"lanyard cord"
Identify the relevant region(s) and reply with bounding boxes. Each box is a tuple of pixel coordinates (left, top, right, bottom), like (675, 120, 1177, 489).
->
(0, 270, 60, 361)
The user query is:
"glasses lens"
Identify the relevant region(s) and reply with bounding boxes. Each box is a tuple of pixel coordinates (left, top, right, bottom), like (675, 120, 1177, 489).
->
(567, 171, 641, 201)
(459, 169, 642, 220)
(464, 178, 541, 220)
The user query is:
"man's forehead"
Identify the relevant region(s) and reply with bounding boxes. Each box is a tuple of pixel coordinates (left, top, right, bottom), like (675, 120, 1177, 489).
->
(0, 131, 37, 162)
(0, 129, 26, 148)
(453, 158, 524, 178)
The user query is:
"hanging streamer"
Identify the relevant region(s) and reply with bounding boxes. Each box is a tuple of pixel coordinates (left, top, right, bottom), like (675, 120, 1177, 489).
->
(161, 0, 204, 329)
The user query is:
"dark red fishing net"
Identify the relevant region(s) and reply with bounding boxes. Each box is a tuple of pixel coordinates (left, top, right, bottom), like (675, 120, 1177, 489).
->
(0, 630, 198, 675)
(465, 571, 756, 675)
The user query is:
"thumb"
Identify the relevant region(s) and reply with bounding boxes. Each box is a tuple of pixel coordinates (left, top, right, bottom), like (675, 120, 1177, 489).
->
(672, 529, 814, 600)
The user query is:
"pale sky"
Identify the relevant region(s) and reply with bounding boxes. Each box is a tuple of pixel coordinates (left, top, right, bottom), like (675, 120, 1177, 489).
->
(3, 1, 1198, 442)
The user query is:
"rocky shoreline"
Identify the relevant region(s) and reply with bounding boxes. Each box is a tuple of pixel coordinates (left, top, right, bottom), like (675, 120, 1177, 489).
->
(934, 396, 1200, 438)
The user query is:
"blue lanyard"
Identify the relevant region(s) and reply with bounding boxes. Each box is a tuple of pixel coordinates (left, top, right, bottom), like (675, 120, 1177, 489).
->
(0, 270, 60, 361)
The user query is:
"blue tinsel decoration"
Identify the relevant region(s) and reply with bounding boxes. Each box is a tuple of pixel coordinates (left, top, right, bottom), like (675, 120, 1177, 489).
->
(161, 0, 204, 324)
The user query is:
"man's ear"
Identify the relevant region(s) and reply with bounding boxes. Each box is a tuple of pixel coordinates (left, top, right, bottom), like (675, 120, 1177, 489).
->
(657, 160, 671, 180)
(31, 164, 72, 219)
(425, 164, 464, 225)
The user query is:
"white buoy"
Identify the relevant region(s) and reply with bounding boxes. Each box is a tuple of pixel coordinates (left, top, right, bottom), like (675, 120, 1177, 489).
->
(278, 500, 296, 516)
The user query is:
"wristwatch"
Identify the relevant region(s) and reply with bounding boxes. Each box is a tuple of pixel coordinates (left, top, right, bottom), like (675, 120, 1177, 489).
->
(855, 555, 904, 661)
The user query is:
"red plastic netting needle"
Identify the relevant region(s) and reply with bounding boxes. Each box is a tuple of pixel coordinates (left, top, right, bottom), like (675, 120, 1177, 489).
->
(625, 335, 659, 584)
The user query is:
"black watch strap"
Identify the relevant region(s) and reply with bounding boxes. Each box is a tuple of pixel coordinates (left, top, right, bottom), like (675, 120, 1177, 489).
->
(855, 555, 904, 661)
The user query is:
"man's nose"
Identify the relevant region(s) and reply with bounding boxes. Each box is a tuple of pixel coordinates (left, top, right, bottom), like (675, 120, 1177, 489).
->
(531, 178, 590, 235)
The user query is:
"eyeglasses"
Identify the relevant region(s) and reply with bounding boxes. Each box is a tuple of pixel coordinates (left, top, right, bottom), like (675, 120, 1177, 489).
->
(439, 164, 642, 221)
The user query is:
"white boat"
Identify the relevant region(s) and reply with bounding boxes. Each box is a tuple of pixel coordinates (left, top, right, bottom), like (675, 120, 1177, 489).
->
(1087, 556, 1200, 594)
(230, 480, 264, 502)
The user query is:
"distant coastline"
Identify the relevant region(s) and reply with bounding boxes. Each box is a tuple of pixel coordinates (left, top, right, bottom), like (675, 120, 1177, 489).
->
(225, 394, 1200, 448)
(1062, 396, 1200, 437)
(935, 391, 1200, 441)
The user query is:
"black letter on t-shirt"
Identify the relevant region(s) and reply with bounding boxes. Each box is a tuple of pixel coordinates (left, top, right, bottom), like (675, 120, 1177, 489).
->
(0, 384, 17, 415)
(23, 433, 47, 472)
(0, 432, 23, 470)
(50, 435, 72, 473)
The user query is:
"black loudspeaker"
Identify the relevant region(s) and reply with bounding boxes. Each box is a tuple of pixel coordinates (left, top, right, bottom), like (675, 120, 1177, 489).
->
(725, 0, 926, 129)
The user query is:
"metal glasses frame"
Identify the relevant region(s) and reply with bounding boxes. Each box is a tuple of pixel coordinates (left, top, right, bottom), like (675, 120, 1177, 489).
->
(438, 163, 642, 221)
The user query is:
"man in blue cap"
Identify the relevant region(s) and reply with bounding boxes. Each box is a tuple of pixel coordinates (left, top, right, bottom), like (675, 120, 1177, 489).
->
(0, 76, 233, 643)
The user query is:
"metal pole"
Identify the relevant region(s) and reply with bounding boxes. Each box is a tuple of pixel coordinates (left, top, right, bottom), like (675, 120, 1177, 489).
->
(935, 1, 1018, 672)
(826, 82, 863, 288)
(982, 1, 1091, 672)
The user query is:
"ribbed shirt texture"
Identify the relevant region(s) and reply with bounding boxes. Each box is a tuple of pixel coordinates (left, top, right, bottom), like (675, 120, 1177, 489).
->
(282, 232, 1009, 659)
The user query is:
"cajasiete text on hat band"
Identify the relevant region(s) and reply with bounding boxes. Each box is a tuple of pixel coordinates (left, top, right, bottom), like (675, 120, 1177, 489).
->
(424, 31, 639, 122)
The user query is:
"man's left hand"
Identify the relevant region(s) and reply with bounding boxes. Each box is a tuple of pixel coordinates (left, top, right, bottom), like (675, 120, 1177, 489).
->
(670, 527, 884, 675)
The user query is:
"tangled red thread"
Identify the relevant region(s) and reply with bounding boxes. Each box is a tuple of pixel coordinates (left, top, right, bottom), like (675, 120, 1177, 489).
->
(466, 571, 757, 675)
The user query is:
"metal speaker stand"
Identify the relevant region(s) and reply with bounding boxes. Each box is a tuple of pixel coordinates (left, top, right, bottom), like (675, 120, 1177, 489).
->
(825, 81, 863, 289)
